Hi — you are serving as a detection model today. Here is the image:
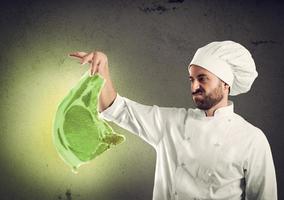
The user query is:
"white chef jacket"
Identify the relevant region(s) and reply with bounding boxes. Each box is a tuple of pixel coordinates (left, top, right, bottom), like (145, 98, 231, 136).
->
(99, 94, 277, 200)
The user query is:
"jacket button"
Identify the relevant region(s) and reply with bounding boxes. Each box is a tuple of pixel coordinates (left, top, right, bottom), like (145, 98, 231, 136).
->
(214, 142, 221, 147)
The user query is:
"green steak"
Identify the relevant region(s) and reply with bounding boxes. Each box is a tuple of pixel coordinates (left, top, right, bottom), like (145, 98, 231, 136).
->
(53, 71, 125, 172)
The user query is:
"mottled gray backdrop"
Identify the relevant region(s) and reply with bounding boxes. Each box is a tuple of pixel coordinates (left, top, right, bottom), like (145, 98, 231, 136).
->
(0, 0, 283, 199)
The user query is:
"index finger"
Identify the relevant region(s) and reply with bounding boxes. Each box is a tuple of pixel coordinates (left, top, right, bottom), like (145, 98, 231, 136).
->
(69, 51, 88, 58)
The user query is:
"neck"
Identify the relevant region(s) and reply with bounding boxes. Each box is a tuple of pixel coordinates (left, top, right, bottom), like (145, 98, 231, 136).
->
(205, 98, 229, 117)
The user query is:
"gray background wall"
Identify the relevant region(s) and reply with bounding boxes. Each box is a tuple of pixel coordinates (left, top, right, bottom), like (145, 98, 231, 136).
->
(0, 0, 283, 199)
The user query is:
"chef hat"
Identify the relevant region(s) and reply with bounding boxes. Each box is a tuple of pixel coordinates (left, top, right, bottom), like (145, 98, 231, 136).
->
(189, 40, 258, 96)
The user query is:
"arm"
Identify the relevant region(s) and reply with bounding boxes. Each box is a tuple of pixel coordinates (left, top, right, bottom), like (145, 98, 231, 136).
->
(69, 51, 180, 147)
(99, 93, 178, 147)
(244, 132, 277, 200)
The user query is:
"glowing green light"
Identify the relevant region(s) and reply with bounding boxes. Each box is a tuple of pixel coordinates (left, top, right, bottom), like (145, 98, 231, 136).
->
(53, 72, 125, 173)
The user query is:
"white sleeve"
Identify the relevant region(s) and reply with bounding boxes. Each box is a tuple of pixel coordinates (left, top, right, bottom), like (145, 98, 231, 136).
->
(244, 131, 277, 200)
(99, 93, 179, 147)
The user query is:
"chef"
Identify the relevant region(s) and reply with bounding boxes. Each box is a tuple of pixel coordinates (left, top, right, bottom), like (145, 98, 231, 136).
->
(69, 40, 277, 200)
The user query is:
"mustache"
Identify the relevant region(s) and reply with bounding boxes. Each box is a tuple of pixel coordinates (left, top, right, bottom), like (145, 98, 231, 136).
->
(192, 88, 205, 95)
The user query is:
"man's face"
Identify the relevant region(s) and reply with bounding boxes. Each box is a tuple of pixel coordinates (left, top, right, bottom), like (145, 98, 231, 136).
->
(188, 65, 226, 110)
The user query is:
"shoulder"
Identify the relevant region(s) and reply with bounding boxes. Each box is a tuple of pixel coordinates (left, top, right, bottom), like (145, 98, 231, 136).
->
(232, 113, 268, 145)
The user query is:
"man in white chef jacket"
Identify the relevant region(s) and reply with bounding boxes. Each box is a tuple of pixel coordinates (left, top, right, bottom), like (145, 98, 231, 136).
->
(70, 41, 277, 200)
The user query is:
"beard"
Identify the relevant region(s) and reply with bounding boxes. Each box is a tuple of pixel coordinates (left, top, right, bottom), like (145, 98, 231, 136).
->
(192, 82, 224, 110)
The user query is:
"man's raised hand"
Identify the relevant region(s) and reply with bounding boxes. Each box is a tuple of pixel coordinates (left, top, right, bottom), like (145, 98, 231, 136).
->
(69, 51, 110, 78)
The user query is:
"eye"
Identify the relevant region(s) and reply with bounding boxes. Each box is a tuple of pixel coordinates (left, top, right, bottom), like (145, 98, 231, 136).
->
(198, 76, 207, 83)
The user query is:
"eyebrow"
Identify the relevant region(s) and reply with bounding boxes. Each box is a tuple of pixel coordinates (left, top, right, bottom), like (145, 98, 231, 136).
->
(188, 74, 208, 79)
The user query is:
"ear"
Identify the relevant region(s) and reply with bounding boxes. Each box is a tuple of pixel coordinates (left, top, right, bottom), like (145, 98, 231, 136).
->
(224, 83, 230, 94)
(224, 83, 229, 88)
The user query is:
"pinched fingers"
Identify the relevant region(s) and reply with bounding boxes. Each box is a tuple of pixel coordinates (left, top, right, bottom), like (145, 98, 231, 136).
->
(81, 52, 94, 65)
(69, 51, 108, 76)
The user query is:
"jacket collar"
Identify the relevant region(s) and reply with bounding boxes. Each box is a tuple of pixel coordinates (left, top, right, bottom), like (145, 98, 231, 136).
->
(194, 100, 234, 118)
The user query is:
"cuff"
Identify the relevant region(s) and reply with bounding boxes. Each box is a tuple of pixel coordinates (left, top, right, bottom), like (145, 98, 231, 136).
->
(98, 93, 125, 121)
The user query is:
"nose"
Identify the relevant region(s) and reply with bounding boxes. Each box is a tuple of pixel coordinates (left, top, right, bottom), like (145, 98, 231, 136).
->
(191, 80, 200, 93)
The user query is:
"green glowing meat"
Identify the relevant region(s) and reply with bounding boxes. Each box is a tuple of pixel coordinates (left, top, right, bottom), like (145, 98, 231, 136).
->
(53, 71, 125, 172)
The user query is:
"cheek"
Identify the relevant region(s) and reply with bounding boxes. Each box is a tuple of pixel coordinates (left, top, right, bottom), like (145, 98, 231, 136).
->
(203, 80, 220, 91)
(199, 84, 209, 92)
